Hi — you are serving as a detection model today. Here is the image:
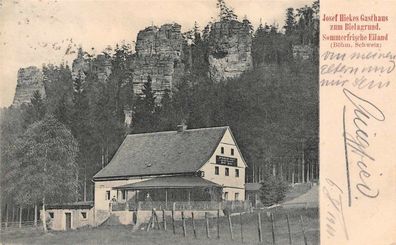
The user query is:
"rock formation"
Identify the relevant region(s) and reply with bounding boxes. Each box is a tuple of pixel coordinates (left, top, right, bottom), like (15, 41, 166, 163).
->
(292, 45, 313, 60)
(72, 50, 112, 82)
(207, 19, 253, 82)
(132, 23, 185, 100)
(12, 66, 45, 107)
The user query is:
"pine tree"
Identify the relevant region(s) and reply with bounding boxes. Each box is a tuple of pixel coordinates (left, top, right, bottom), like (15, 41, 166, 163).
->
(5, 115, 78, 231)
(132, 76, 159, 133)
(70, 72, 91, 201)
(284, 8, 296, 35)
(216, 0, 238, 21)
(21, 90, 46, 127)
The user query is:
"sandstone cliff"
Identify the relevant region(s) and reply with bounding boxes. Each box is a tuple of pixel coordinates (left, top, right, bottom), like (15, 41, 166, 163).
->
(132, 23, 184, 100)
(12, 66, 45, 107)
(207, 19, 253, 82)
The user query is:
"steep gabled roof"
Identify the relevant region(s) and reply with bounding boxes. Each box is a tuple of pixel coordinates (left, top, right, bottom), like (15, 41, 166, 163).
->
(93, 126, 229, 180)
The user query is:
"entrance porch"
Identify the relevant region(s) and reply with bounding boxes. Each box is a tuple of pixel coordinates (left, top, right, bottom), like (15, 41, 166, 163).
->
(112, 176, 223, 210)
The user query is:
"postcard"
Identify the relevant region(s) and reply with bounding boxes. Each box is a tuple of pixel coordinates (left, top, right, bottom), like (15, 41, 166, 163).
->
(0, 0, 394, 244)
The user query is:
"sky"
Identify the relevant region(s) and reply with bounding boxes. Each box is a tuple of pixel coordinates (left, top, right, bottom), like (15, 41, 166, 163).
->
(0, 0, 313, 107)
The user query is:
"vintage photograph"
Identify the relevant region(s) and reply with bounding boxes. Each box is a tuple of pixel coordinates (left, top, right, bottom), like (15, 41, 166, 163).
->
(0, 0, 319, 244)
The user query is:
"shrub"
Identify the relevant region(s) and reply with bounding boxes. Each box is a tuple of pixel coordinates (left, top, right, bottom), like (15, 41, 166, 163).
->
(259, 175, 289, 206)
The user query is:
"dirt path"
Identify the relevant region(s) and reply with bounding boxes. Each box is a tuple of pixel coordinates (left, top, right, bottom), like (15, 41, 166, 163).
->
(282, 185, 318, 208)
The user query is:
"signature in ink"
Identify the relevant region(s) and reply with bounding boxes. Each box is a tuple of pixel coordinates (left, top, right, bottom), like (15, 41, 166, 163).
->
(342, 88, 385, 206)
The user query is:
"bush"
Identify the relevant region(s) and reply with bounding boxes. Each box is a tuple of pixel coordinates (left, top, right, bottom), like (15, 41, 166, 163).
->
(259, 175, 289, 206)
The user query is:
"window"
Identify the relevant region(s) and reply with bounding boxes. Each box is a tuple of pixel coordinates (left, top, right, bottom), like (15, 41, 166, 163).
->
(224, 192, 229, 200)
(231, 148, 234, 156)
(49, 212, 54, 219)
(225, 167, 229, 176)
(235, 193, 239, 200)
(235, 169, 240, 177)
(121, 190, 126, 200)
(105, 191, 110, 200)
(221, 147, 224, 154)
(215, 166, 219, 175)
(81, 212, 87, 219)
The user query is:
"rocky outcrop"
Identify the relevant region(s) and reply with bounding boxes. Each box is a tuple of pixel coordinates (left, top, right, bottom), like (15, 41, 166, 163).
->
(12, 66, 45, 107)
(207, 19, 253, 82)
(72, 51, 112, 82)
(132, 23, 184, 100)
(292, 45, 313, 60)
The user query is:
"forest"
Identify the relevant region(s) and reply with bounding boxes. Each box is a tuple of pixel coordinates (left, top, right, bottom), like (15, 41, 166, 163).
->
(0, 0, 319, 218)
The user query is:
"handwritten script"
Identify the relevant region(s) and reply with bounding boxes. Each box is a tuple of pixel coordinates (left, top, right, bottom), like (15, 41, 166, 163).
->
(320, 51, 395, 89)
(323, 178, 349, 240)
(343, 88, 385, 205)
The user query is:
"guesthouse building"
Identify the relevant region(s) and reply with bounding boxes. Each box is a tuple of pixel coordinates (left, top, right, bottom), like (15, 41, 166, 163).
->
(93, 125, 247, 214)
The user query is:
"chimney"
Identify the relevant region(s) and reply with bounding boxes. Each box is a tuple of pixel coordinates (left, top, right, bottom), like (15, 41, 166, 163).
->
(177, 124, 187, 132)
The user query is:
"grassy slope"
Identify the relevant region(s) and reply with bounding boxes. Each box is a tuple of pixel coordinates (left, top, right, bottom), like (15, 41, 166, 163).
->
(0, 208, 319, 245)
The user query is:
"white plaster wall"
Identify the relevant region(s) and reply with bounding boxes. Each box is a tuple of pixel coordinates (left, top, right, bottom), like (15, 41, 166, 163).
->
(44, 208, 93, 231)
(94, 178, 149, 211)
(200, 128, 246, 200)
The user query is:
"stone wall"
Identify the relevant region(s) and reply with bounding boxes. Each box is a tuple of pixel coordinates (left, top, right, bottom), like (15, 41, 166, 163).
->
(132, 23, 184, 100)
(207, 20, 253, 82)
(12, 66, 45, 107)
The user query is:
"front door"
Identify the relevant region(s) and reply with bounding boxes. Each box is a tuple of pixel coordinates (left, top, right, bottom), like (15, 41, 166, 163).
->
(65, 213, 72, 230)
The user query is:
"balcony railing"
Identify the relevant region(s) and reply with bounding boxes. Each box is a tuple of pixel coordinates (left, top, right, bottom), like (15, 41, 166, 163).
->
(111, 200, 251, 212)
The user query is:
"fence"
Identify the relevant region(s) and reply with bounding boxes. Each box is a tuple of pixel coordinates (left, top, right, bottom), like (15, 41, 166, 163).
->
(0, 221, 43, 231)
(144, 207, 319, 245)
(112, 200, 251, 212)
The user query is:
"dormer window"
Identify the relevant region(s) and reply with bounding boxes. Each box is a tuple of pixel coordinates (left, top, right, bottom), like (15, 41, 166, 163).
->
(221, 147, 224, 154)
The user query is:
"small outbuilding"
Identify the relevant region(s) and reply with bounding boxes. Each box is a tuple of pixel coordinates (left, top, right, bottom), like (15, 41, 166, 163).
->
(245, 183, 262, 207)
(43, 201, 94, 231)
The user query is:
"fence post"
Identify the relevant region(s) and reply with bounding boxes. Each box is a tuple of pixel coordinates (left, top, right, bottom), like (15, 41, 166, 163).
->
(34, 205, 37, 227)
(271, 213, 276, 245)
(227, 214, 234, 240)
(171, 209, 175, 234)
(146, 210, 154, 232)
(257, 212, 262, 243)
(19, 207, 22, 228)
(240, 212, 244, 243)
(154, 210, 160, 230)
(286, 214, 292, 245)
(192, 212, 197, 239)
(0, 202, 2, 231)
(162, 209, 167, 230)
(300, 215, 308, 245)
(27, 207, 30, 223)
(12, 206, 15, 223)
(181, 211, 186, 237)
(205, 212, 210, 238)
(5, 204, 8, 229)
(217, 209, 220, 239)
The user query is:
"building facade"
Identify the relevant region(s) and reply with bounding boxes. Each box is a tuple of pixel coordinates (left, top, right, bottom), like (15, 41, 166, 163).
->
(93, 126, 247, 213)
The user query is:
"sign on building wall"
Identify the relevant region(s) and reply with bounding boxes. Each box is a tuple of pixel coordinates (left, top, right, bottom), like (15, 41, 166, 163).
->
(216, 156, 237, 166)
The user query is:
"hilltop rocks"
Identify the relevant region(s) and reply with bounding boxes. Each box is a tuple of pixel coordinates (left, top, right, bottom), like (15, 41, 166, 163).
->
(207, 20, 253, 82)
(72, 50, 112, 83)
(132, 23, 184, 100)
(12, 66, 45, 107)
